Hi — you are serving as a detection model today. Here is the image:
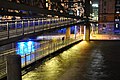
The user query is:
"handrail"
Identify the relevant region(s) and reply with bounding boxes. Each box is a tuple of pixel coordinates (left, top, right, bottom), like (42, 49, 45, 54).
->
(0, 18, 78, 42)
(0, 17, 71, 23)
(0, 36, 82, 79)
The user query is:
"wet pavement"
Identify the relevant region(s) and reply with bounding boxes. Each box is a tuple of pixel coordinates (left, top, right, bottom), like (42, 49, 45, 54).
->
(22, 41, 120, 80)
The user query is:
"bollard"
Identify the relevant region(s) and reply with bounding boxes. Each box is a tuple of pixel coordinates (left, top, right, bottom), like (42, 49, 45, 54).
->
(7, 55, 21, 80)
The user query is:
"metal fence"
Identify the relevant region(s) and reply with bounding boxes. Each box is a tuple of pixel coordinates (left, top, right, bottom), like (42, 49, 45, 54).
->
(0, 18, 77, 40)
(0, 48, 16, 79)
(0, 36, 82, 79)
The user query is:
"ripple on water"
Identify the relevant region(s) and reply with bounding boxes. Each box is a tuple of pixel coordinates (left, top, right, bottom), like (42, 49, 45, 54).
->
(86, 48, 108, 80)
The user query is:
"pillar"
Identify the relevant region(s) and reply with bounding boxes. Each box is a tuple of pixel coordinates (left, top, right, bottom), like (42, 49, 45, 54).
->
(7, 55, 21, 80)
(79, 25, 84, 39)
(80, 25, 84, 34)
(74, 26, 77, 39)
(66, 26, 70, 39)
(80, 25, 82, 35)
(79, 25, 82, 39)
(84, 22, 90, 41)
(84, 0, 91, 41)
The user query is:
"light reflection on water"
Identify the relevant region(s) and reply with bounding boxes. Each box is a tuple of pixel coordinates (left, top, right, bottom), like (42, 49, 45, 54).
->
(86, 48, 107, 80)
(21, 41, 120, 80)
(22, 41, 95, 80)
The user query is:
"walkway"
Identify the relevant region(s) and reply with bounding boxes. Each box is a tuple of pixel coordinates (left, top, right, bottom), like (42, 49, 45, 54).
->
(90, 34, 120, 40)
(23, 41, 120, 80)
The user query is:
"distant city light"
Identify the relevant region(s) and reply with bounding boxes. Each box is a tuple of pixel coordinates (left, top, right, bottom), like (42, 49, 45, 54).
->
(92, 4, 98, 7)
(46, 3, 48, 7)
(116, 23, 119, 28)
(116, 11, 120, 13)
(90, 1, 92, 4)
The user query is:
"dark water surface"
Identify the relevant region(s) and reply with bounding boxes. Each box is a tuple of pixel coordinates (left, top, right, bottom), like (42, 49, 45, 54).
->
(22, 41, 120, 80)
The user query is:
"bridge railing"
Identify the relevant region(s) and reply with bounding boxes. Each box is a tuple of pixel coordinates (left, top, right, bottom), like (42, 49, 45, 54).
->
(0, 35, 82, 79)
(0, 48, 16, 79)
(0, 18, 76, 41)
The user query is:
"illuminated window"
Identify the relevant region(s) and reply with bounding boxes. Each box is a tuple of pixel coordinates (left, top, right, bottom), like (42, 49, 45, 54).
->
(116, 11, 120, 13)
(115, 23, 119, 28)
(115, 19, 119, 21)
(92, 4, 98, 7)
(46, 3, 48, 7)
(104, 1, 106, 6)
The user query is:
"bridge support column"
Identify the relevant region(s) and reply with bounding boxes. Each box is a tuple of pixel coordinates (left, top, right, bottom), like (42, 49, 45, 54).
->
(84, 22, 90, 41)
(66, 26, 70, 39)
(74, 25, 77, 39)
(7, 55, 21, 80)
(80, 25, 83, 39)
(80, 25, 84, 34)
(80, 26, 82, 35)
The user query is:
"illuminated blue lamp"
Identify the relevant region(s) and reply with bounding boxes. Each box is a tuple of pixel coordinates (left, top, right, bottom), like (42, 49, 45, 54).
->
(16, 41, 35, 56)
(57, 28, 66, 34)
(16, 41, 35, 55)
(16, 40, 41, 64)
(16, 41, 35, 62)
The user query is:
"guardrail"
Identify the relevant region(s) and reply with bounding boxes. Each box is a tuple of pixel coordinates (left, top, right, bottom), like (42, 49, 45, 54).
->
(0, 18, 77, 41)
(0, 48, 16, 79)
(0, 35, 82, 79)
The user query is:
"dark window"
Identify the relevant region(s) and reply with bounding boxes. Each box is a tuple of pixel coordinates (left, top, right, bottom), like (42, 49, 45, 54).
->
(104, 1, 106, 6)
(103, 16, 106, 21)
(104, 8, 106, 13)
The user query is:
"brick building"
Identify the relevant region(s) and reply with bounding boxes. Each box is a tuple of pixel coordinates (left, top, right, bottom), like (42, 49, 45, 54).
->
(99, 0, 120, 34)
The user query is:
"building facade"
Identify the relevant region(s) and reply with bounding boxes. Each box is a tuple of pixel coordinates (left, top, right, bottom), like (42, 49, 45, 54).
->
(114, 0, 120, 34)
(46, 0, 86, 17)
(99, 0, 120, 34)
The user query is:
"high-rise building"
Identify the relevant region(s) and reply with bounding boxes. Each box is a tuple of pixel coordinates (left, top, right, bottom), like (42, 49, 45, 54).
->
(115, 0, 120, 34)
(92, 3, 98, 21)
(46, 0, 86, 17)
(99, 0, 120, 34)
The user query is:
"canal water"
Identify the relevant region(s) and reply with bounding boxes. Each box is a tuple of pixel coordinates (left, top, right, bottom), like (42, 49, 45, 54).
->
(21, 41, 120, 80)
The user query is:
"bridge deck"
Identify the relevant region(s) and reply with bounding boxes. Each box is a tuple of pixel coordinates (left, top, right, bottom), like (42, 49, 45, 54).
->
(0, 18, 81, 46)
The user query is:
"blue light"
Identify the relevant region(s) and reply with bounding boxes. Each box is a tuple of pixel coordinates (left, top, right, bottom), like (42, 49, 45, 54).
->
(57, 28, 66, 34)
(16, 40, 40, 64)
(28, 41, 32, 46)
(71, 26, 75, 34)
(16, 41, 35, 56)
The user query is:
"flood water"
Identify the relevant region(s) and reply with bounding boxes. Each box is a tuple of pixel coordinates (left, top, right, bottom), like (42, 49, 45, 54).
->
(22, 41, 120, 80)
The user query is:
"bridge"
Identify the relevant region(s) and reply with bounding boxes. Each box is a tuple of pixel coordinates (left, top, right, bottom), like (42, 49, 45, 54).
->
(0, 17, 85, 80)
(0, 0, 120, 80)
(0, 17, 83, 46)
